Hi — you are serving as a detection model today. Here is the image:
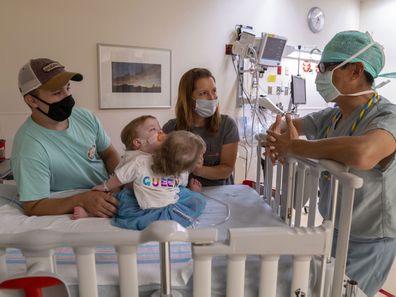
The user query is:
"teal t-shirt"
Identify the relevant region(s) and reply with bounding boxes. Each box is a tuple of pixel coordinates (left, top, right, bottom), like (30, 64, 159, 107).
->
(11, 107, 111, 201)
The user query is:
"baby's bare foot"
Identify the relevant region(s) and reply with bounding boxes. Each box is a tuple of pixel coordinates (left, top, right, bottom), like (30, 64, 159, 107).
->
(72, 206, 89, 220)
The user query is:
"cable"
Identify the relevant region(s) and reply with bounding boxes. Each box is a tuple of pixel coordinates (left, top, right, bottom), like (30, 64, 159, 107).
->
(232, 58, 268, 134)
(193, 193, 231, 227)
(233, 57, 267, 174)
(232, 50, 282, 177)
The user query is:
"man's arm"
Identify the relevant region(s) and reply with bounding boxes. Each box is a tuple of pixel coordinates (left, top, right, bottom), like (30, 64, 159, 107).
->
(98, 144, 120, 174)
(292, 118, 304, 136)
(21, 144, 120, 217)
(268, 123, 396, 170)
(23, 190, 118, 217)
(264, 114, 302, 163)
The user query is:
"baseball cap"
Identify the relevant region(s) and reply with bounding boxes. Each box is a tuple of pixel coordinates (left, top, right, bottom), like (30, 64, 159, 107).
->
(18, 58, 83, 96)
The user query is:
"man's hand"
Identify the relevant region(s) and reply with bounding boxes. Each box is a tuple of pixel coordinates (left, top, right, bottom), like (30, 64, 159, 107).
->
(80, 191, 118, 218)
(266, 113, 299, 160)
(22, 190, 119, 217)
(285, 113, 299, 139)
(263, 114, 283, 163)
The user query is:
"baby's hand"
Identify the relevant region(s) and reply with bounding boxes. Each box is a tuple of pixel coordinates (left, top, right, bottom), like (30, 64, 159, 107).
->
(188, 178, 202, 192)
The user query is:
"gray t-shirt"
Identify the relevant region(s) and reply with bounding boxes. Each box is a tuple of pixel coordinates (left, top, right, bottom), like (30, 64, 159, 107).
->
(163, 114, 240, 186)
(301, 96, 396, 238)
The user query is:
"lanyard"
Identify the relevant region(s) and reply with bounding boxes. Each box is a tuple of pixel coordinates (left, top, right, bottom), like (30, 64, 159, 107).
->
(324, 111, 342, 138)
(322, 93, 379, 181)
(324, 92, 379, 138)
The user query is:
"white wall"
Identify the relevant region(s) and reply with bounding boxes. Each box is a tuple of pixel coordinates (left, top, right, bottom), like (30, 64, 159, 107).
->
(360, 0, 396, 102)
(0, 0, 360, 180)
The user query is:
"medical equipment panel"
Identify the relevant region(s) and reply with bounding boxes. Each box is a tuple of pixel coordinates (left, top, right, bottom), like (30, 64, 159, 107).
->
(258, 33, 287, 67)
(291, 75, 307, 105)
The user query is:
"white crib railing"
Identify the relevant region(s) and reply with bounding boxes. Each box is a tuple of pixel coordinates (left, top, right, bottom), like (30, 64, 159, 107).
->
(0, 154, 363, 297)
(254, 151, 364, 297)
(0, 221, 217, 297)
(193, 222, 333, 297)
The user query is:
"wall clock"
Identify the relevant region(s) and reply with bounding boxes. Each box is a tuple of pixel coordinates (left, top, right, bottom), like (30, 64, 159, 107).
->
(307, 7, 325, 33)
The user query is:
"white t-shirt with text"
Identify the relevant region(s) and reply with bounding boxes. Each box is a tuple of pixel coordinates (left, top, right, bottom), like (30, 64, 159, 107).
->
(115, 150, 188, 209)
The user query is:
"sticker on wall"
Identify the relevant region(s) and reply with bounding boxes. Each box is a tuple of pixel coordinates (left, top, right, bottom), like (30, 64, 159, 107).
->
(302, 61, 319, 74)
(267, 74, 277, 83)
(302, 60, 311, 73)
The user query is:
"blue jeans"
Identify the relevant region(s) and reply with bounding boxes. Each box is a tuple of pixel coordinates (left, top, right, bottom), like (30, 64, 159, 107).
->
(112, 187, 206, 230)
(332, 229, 396, 296)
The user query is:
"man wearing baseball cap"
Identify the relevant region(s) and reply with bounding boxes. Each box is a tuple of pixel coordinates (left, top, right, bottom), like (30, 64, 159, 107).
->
(265, 31, 396, 295)
(11, 58, 120, 218)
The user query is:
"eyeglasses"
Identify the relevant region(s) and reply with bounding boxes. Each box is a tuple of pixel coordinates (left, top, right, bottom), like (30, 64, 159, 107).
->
(318, 62, 342, 73)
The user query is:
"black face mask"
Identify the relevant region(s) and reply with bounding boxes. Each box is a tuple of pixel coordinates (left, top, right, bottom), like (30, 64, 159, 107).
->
(32, 94, 75, 122)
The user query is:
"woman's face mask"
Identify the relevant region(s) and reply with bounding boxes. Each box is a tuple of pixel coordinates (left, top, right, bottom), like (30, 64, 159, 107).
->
(315, 41, 376, 103)
(194, 99, 219, 118)
(33, 94, 75, 121)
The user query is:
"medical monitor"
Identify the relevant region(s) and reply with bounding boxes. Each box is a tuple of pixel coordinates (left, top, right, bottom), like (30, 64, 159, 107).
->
(291, 75, 306, 105)
(258, 33, 287, 67)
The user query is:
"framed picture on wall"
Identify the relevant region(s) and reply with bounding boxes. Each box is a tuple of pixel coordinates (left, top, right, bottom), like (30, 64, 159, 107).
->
(98, 44, 172, 109)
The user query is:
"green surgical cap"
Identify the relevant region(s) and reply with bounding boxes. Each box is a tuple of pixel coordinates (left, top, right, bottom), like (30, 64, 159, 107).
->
(321, 31, 384, 79)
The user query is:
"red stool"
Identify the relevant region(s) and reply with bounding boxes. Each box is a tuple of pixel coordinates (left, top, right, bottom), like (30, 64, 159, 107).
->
(0, 276, 63, 297)
(242, 179, 255, 187)
(379, 289, 396, 297)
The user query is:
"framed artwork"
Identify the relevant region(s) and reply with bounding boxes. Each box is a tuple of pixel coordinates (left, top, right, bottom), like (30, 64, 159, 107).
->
(98, 44, 171, 109)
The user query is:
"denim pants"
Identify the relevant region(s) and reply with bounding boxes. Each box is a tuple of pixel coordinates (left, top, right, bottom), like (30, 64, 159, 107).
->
(112, 186, 206, 230)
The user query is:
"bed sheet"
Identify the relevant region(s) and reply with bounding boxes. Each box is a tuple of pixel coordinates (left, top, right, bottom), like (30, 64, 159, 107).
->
(0, 184, 284, 237)
(0, 184, 295, 296)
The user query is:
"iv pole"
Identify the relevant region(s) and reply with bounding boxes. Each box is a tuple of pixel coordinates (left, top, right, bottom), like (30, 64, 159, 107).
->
(296, 45, 302, 77)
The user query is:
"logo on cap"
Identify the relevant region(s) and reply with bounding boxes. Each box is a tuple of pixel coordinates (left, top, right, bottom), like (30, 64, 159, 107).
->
(43, 62, 63, 73)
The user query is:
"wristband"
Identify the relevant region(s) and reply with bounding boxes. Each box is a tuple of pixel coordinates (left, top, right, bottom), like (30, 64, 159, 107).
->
(103, 180, 110, 192)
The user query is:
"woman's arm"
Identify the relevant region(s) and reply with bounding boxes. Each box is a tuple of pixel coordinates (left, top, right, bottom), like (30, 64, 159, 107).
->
(193, 142, 238, 180)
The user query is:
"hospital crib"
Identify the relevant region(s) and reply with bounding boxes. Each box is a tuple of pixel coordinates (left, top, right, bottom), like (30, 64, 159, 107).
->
(0, 155, 363, 297)
(192, 153, 363, 297)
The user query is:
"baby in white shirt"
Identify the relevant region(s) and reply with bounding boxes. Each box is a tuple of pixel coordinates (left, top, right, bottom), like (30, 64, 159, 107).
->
(73, 115, 206, 229)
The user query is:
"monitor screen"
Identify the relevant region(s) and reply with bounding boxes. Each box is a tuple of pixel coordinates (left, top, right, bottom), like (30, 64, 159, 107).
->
(258, 33, 287, 67)
(291, 75, 306, 105)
